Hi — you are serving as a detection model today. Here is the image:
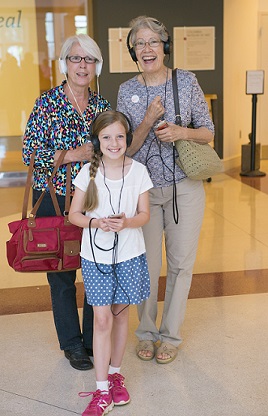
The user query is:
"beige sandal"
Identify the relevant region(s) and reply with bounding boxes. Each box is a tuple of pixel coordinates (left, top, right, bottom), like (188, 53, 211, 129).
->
(156, 342, 178, 364)
(136, 340, 155, 361)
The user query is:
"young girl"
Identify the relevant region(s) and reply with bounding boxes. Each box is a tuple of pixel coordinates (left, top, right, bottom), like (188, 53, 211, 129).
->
(69, 110, 153, 416)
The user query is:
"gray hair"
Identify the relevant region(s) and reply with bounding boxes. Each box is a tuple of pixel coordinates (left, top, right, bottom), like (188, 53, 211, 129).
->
(128, 16, 169, 46)
(59, 34, 102, 63)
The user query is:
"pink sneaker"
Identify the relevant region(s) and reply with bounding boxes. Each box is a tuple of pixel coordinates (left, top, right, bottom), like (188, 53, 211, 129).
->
(79, 390, 114, 416)
(108, 373, 130, 406)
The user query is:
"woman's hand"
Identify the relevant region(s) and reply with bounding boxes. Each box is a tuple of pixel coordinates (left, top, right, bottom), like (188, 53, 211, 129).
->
(155, 122, 187, 143)
(145, 96, 165, 126)
(155, 124, 214, 144)
(72, 142, 94, 162)
(54, 142, 94, 166)
(126, 96, 166, 156)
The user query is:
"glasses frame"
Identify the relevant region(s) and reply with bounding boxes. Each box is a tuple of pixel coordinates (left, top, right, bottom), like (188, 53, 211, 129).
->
(134, 38, 163, 50)
(67, 56, 97, 64)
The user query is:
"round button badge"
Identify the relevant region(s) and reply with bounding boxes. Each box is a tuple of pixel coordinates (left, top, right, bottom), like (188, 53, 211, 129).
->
(131, 95, 139, 103)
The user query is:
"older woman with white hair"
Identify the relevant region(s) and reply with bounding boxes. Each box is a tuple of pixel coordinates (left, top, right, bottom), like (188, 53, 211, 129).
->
(22, 34, 111, 371)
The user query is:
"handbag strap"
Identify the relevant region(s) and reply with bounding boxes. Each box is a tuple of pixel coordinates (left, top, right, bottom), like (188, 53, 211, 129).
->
(170, 69, 180, 224)
(172, 69, 182, 126)
(22, 149, 36, 219)
(64, 162, 72, 214)
(22, 150, 69, 219)
(40, 150, 68, 216)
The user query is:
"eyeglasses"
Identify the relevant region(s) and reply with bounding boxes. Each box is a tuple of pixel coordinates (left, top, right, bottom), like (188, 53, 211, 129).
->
(134, 38, 162, 50)
(67, 56, 97, 64)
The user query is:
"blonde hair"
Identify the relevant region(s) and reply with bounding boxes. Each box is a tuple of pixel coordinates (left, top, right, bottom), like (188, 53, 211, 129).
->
(83, 110, 131, 212)
(83, 151, 101, 212)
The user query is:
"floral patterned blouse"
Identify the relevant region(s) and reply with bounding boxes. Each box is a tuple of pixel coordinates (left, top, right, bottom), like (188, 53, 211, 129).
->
(117, 69, 214, 188)
(22, 80, 111, 196)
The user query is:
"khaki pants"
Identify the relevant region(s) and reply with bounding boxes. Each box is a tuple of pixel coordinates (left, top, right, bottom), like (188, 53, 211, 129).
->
(136, 178, 205, 347)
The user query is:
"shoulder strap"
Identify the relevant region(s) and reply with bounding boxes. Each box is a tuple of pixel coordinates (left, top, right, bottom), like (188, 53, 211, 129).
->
(172, 69, 182, 126)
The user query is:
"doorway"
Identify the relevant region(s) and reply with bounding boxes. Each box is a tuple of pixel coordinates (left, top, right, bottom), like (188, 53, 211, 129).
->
(258, 12, 268, 155)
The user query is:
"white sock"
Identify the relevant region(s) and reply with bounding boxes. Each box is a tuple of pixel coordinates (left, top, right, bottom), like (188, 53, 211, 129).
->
(96, 380, 109, 392)
(108, 365, 121, 375)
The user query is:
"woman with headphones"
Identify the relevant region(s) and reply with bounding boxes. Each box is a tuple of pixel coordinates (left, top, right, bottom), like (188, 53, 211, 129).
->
(69, 110, 153, 415)
(117, 16, 214, 364)
(22, 34, 111, 371)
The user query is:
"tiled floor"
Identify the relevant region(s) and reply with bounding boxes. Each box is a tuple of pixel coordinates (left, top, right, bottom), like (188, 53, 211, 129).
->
(0, 139, 268, 415)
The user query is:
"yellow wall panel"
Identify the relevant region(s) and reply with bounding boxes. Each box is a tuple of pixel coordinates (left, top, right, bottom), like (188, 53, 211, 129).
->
(0, 2, 39, 136)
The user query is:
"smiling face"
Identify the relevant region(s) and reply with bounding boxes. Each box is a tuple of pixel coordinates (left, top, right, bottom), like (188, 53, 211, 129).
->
(134, 28, 165, 75)
(66, 42, 96, 88)
(99, 121, 127, 161)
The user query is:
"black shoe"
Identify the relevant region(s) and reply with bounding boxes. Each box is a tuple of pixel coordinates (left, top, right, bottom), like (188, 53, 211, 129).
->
(85, 347, 93, 357)
(64, 346, 93, 371)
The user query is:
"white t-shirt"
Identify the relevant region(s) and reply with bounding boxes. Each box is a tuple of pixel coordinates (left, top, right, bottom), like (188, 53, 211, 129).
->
(73, 159, 153, 264)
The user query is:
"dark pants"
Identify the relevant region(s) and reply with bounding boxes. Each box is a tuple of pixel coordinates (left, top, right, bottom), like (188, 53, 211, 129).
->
(33, 189, 93, 351)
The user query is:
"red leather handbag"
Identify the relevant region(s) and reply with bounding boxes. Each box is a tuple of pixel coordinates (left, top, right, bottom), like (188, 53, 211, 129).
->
(6, 151, 82, 273)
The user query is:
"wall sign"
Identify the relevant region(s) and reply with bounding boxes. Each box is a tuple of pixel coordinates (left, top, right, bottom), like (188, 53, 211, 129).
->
(108, 27, 138, 73)
(246, 70, 264, 95)
(0, 10, 22, 28)
(173, 26, 215, 71)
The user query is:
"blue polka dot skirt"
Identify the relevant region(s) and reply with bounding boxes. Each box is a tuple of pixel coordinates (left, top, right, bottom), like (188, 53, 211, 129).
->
(81, 254, 150, 306)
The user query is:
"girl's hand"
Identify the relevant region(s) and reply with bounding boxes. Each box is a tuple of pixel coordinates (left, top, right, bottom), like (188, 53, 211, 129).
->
(104, 213, 126, 232)
(97, 218, 111, 232)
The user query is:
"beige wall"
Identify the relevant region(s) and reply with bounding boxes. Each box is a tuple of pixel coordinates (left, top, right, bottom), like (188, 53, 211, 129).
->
(259, 0, 268, 9)
(224, 0, 268, 164)
(224, 0, 258, 163)
(0, 2, 40, 136)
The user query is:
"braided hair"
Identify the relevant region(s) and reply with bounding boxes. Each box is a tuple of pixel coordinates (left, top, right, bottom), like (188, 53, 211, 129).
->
(83, 150, 101, 211)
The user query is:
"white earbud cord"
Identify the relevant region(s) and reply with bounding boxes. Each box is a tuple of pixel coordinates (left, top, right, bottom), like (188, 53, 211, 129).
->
(66, 77, 88, 122)
(65, 76, 100, 141)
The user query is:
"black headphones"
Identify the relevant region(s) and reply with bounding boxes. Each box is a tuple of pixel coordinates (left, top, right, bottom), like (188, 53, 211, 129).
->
(126, 19, 172, 63)
(90, 111, 133, 152)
